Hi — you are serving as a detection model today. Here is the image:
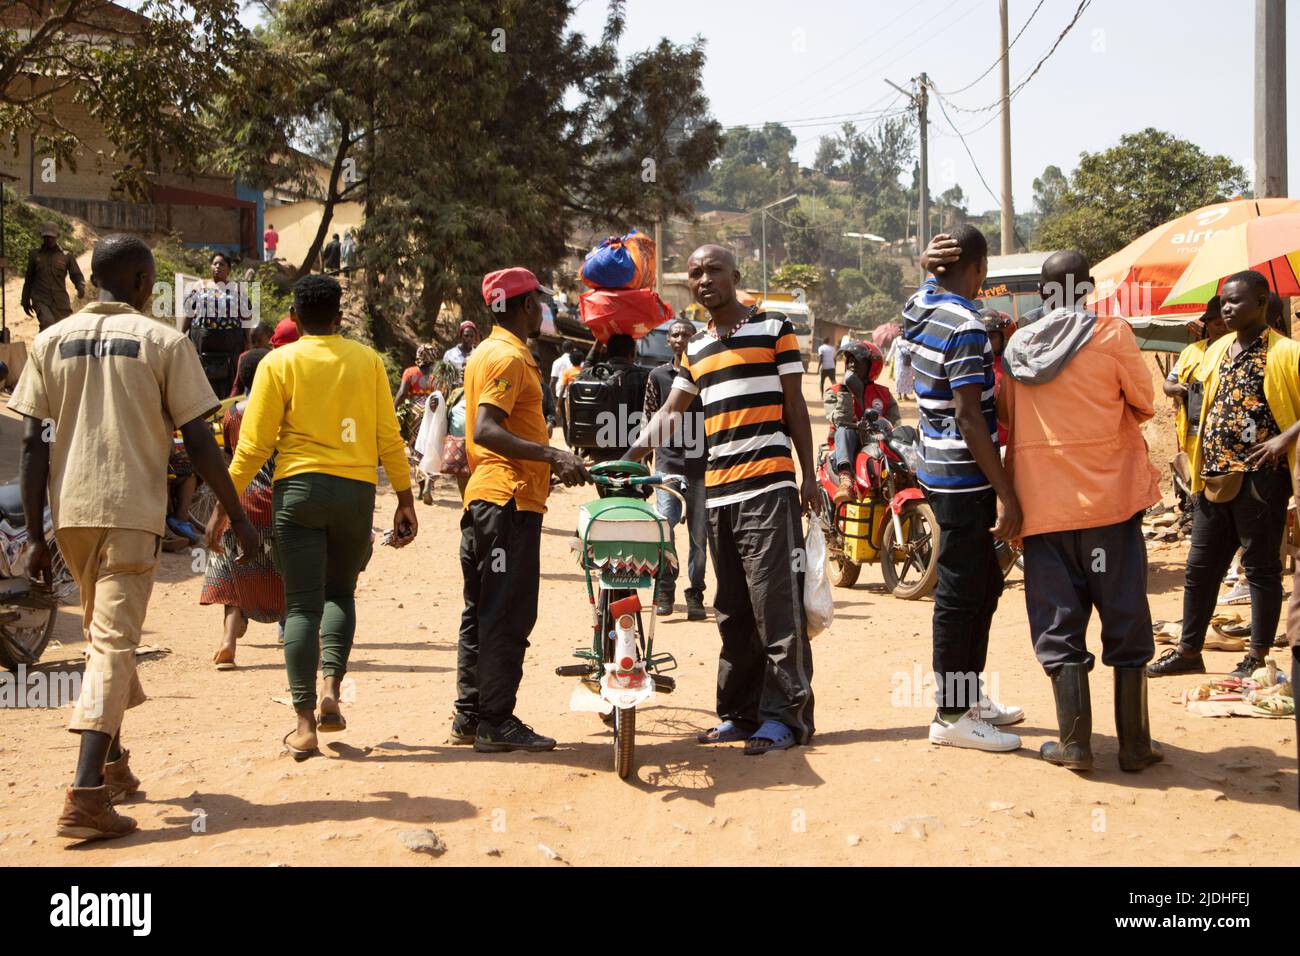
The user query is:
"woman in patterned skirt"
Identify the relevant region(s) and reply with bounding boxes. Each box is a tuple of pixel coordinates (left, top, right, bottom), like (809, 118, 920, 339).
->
(203, 349, 285, 669)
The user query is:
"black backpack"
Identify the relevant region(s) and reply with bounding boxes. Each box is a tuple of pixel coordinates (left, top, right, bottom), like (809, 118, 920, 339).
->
(565, 361, 650, 456)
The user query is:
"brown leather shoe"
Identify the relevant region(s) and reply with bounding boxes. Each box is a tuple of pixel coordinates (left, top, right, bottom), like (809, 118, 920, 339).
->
(56, 785, 138, 841)
(103, 749, 141, 803)
(833, 473, 855, 506)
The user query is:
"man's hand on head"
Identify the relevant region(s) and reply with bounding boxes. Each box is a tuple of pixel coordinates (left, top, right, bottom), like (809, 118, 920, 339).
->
(921, 234, 960, 275)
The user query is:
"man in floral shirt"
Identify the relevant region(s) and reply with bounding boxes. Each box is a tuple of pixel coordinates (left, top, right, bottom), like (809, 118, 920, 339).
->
(1150, 270, 1300, 681)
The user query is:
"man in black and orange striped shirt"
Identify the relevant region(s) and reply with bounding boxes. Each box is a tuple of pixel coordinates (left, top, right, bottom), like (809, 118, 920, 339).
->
(630, 244, 817, 754)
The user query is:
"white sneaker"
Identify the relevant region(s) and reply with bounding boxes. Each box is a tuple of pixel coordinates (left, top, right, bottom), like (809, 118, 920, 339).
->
(1218, 580, 1251, 605)
(976, 695, 1025, 726)
(929, 709, 1021, 752)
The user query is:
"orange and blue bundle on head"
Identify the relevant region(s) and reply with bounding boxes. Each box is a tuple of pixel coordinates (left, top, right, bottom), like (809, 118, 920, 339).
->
(579, 229, 656, 291)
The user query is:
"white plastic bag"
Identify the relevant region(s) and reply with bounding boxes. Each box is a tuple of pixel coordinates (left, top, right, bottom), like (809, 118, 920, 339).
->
(413, 390, 447, 477)
(803, 518, 834, 638)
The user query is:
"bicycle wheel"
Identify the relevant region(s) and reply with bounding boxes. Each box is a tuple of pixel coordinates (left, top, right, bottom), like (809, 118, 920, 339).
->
(613, 705, 635, 779)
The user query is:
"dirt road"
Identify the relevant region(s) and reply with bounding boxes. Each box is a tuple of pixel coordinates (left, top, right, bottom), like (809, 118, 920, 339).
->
(0, 374, 1296, 867)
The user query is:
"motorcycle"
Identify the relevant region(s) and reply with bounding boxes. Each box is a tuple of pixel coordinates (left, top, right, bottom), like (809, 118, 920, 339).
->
(815, 409, 940, 600)
(0, 483, 75, 671)
(555, 460, 681, 780)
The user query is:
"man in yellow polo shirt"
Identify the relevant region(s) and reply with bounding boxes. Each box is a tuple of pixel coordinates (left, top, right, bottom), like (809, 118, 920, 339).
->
(453, 267, 589, 753)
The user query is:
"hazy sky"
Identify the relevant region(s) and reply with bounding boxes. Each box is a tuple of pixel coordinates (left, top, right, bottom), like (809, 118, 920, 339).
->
(225, 1, 1299, 218)
(568, 0, 1300, 216)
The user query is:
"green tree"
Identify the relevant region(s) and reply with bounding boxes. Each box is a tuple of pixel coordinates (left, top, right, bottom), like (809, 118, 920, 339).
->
(1035, 129, 1250, 263)
(770, 262, 822, 298)
(1, 0, 256, 198)
(216, 0, 721, 349)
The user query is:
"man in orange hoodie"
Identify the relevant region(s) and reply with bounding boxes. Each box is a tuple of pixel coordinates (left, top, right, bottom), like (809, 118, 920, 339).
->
(1000, 250, 1164, 774)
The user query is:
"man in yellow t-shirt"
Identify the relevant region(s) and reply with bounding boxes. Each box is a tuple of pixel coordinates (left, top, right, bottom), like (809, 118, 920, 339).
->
(1164, 297, 1228, 462)
(453, 268, 589, 754)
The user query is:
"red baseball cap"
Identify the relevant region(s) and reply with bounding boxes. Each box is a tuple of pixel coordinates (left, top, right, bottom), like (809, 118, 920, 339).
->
(270, 316, 300, 347)
(481, 267, 553, 308)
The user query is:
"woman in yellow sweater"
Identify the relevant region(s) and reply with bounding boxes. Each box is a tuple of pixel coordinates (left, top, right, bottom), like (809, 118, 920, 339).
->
(224, 275, 417, 760)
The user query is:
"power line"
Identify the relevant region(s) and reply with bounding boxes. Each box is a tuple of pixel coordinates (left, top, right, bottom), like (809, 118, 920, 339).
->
(760, 0, 929, 106)
(930, 88, 1029, 250)
(935, 0, 1091, 114)
(931, 0, 1046, 96)
(809, 0, 978, 107)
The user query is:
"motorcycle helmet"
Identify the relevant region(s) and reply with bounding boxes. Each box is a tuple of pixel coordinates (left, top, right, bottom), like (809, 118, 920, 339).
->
(839, 340, 884, 382)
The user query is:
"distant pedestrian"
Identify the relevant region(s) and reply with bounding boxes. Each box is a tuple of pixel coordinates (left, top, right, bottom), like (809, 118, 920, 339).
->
(816, 337, 836, 392)
(21, 221, 85, 330)
(443, 320, 480, 376)
(321, 233, 342, 274)
(341, 230, 357, 273)
(183, 252, 251, 399)
(263, 223, 279, 262)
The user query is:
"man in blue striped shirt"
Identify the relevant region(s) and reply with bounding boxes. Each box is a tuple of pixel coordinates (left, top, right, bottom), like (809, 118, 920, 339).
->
(903, 224, 1024, 753)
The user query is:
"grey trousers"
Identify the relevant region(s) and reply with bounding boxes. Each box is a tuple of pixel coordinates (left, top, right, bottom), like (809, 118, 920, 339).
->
(1023, 512, 1154, 674)
(707, 486, 815, 742)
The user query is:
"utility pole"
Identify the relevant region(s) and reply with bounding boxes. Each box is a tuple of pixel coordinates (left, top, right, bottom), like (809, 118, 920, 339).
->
(887, 74, 928, 282)
(1255, 0, 1287, 197)
(760, 193, 798, 298)
(653, 219, 663, 293)
(999, 0, 1014, 254)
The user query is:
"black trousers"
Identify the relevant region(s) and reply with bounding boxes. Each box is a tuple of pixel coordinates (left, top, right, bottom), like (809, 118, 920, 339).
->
(707, 486, 815, 742)
(929, 489, 1004, 710)
(1180, 468, 1290, 657)
(1023, 512, 1154, 674)
(455, 499, 542, 725)
(818, 368, 835, 393)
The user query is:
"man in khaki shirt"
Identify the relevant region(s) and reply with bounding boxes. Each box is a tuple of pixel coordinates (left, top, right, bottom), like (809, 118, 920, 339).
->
(9, 234, 258, 842)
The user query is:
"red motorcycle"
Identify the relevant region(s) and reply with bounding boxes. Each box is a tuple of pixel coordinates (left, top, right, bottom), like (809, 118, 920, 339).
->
(816, 409, 940, 600)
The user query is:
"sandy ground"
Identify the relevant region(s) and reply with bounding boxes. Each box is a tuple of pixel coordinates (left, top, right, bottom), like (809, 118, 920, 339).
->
(1, 352, 1297, 868)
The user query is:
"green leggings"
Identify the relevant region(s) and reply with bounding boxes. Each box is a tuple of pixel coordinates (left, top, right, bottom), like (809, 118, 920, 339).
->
(272, 473, 375, 710)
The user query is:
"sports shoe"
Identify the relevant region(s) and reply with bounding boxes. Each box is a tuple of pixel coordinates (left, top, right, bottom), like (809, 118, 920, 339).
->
(474, 716, 557, 753)
(449, 713, 478, 745)
(976, 695, 1024, 726)
(928, 709, 1021, 753)
(1229, 653, 1266, 681)
(1146, 647, 1206, 677)
(685, 589, 707, 621)
(1217, 580, 1250, 605)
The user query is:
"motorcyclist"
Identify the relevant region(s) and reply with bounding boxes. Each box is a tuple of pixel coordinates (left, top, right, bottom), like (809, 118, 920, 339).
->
(824, 340, 899, 505)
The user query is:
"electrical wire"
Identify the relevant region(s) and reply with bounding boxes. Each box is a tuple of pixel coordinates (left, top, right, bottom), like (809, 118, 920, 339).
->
(934, 0, 1091, 114)
(931, 0, 1046, 96)
(930, 91, 1029, 250)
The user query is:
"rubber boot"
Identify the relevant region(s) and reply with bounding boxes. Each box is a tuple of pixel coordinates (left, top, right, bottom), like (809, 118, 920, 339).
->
(1040, 663, 1093, 770)
(1114, 666, 1164, 772)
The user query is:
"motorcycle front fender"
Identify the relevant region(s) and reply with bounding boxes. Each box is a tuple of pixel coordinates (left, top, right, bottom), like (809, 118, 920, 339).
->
(889, 487, 926, 515)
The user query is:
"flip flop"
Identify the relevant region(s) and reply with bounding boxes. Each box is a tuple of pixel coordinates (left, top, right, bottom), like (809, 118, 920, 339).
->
(697, 720, 756, 744)
(744, 720, 797, 755)
(317, 708, 346, 733)
(212, 649, 237, 671)
(282, 730, 319, 762)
